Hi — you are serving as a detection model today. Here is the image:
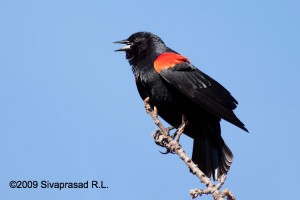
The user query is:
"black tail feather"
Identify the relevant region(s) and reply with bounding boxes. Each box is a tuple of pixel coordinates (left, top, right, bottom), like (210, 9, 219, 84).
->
(191, 123, 233, 181)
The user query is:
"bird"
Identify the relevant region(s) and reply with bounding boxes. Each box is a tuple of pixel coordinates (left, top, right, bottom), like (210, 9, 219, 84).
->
(114, 32, 248, 180)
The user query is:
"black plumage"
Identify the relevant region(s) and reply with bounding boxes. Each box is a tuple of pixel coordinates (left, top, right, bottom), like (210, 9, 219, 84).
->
(115, 32, 248, 180)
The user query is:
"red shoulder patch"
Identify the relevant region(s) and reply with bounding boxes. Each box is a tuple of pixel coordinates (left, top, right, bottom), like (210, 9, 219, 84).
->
(154, 52, 189, 72)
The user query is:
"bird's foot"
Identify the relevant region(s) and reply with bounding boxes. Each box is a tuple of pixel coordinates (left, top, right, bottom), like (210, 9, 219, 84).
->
(159, 149, 175, 154)
(152, 129, 167, 147)
(167, 126, 176, 139)
(174, 120, 188, 142)
(152, 129, 175, 154)
(166, 126, 175, 133)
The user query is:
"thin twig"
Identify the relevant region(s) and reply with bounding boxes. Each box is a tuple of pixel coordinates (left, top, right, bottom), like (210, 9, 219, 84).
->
(144, 97, 235, 200)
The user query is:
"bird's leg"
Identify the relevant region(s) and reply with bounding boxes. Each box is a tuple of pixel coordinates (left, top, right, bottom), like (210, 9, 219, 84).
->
(167, 126, 175, 138)
(174, 114, 188, 142)
(152, 129, 174, 154)
(171, 129, 178, 139)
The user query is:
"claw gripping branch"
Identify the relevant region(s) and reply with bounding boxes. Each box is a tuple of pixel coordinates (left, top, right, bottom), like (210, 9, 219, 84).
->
(144, 97, 236, 200)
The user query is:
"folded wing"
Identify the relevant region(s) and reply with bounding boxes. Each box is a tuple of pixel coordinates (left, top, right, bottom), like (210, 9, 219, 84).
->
(157, 61, 248, 132)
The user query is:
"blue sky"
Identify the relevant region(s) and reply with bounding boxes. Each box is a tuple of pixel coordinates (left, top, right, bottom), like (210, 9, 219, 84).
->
(0, 0, 299, 199)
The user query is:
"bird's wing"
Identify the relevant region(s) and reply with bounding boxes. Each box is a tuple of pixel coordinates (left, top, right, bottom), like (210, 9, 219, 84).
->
(154, 53, 248, 132)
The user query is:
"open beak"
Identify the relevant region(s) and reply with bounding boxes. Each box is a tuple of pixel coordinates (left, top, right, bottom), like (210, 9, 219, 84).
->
(114, 40, 132, 52)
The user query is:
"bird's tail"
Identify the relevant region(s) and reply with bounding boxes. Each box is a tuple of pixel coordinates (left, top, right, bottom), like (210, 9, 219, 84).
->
(191, 124, 233, 181)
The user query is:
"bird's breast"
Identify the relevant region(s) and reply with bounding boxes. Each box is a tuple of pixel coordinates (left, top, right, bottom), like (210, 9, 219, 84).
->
(135, 66, 179, 106)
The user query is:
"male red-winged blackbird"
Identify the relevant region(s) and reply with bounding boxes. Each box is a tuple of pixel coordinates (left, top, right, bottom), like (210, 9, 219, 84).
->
(115, 32, 248, 180)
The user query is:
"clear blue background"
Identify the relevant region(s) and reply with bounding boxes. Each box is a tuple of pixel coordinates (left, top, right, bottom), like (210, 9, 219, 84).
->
(1, 0, 299, 199)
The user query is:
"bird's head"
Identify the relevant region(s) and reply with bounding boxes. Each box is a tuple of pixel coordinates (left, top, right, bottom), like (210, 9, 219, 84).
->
(114, 32, 167, 66)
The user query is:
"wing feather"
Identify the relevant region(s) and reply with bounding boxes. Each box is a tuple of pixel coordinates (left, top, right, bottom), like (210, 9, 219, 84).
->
(159, 62, 248, 132)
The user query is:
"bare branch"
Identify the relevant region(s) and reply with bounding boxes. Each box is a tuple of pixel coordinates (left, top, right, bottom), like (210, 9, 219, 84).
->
(144, 97, 236, 200)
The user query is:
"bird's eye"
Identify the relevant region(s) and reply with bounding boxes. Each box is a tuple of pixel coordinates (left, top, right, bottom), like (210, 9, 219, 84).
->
(134, 38, 143, 43)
